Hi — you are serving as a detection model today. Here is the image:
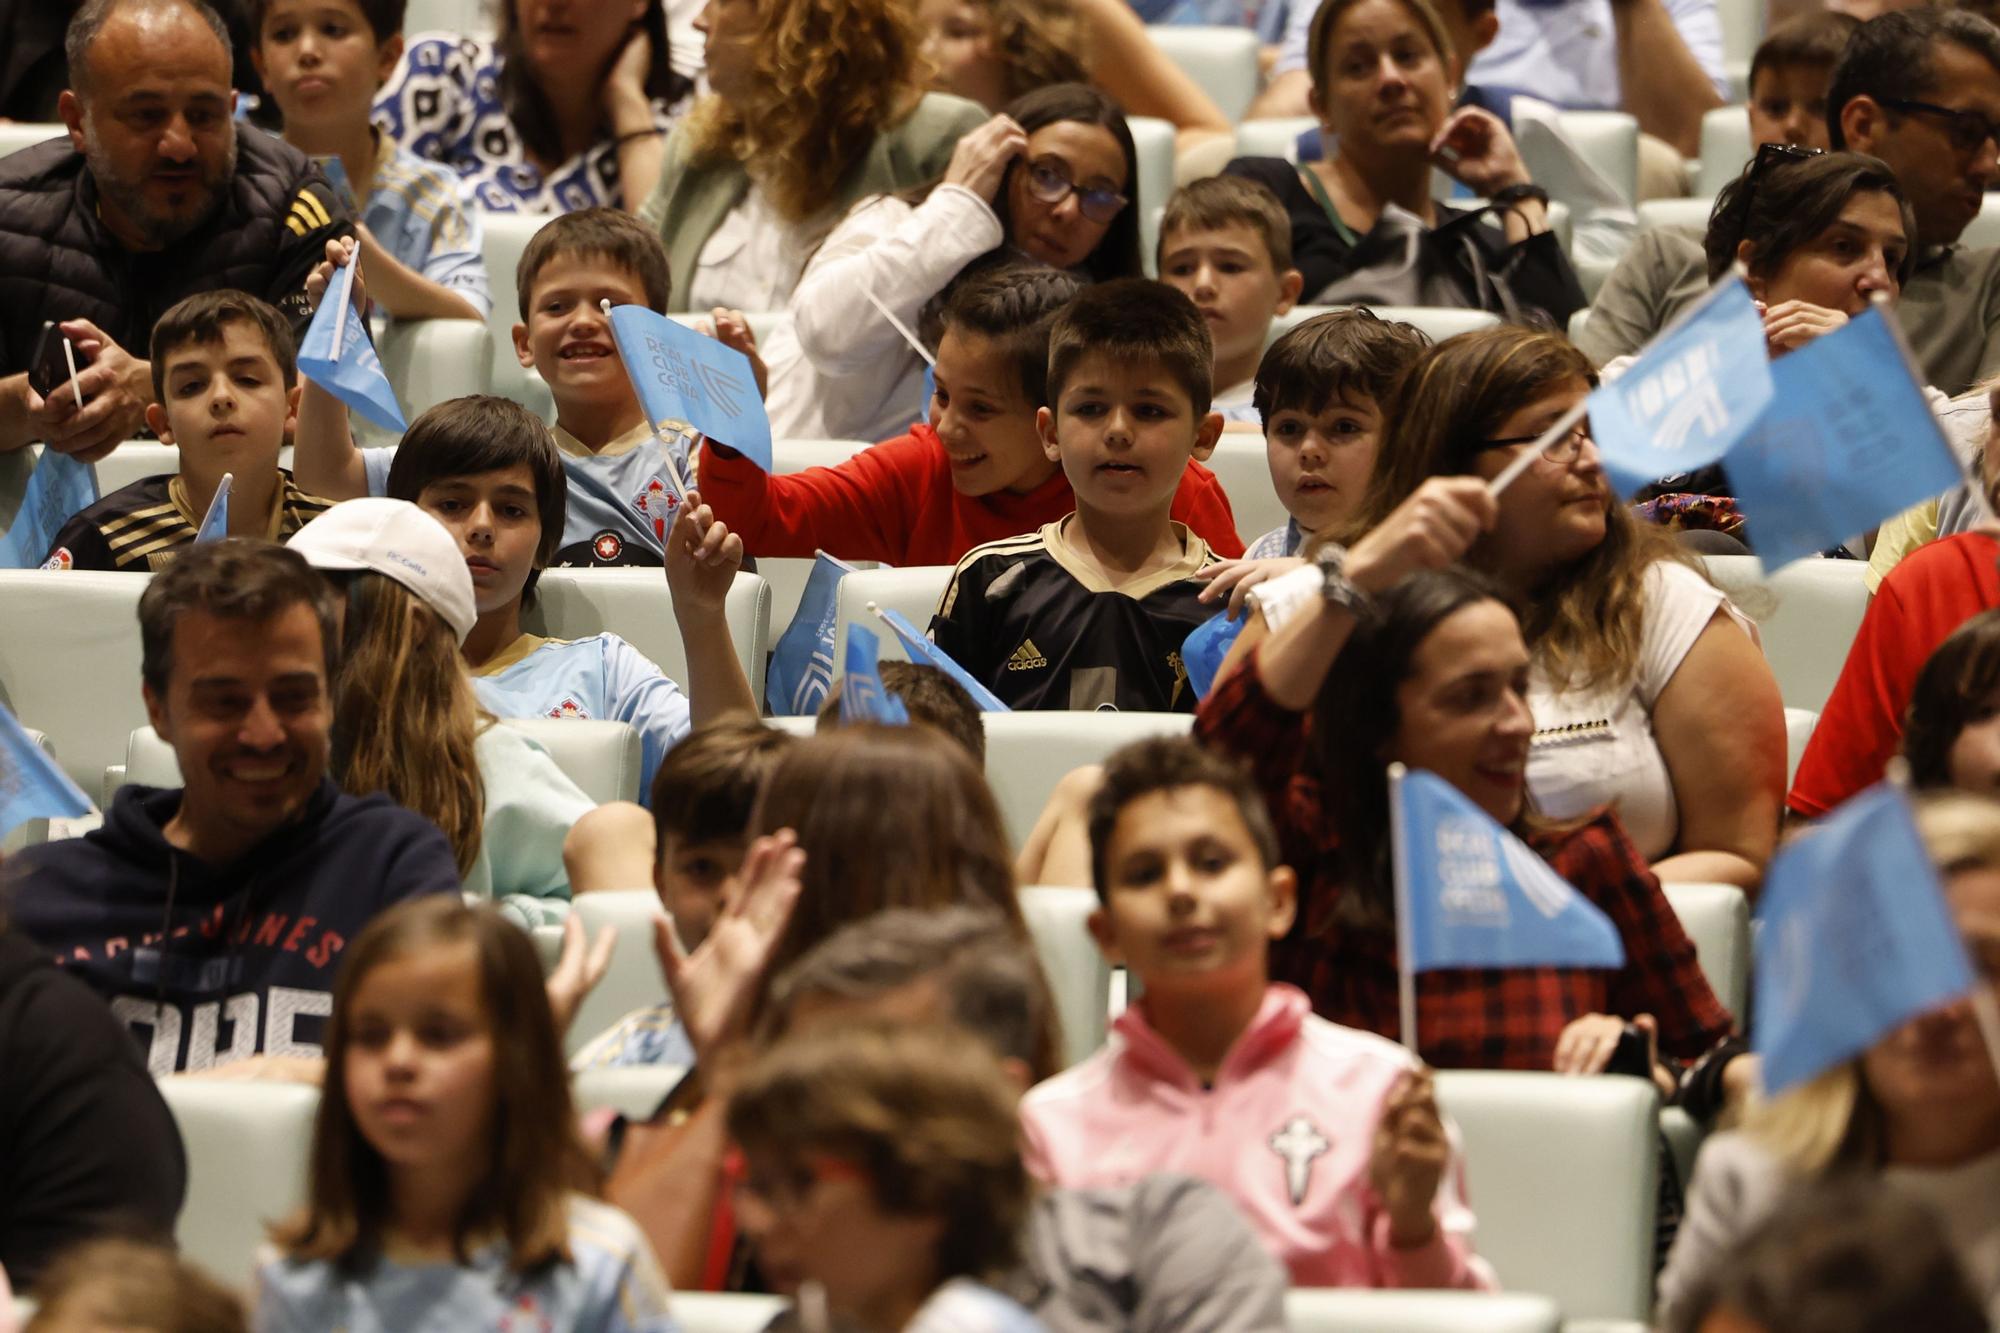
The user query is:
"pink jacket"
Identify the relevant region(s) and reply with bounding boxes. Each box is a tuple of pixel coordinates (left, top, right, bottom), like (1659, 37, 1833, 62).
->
(1020, 984, 1496, 1291)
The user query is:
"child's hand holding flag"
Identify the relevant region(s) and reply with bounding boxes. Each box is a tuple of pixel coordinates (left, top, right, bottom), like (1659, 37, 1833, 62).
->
(662, 488, 744, 617)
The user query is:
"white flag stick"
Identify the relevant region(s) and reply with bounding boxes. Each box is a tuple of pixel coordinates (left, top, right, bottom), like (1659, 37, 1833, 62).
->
(863, 288, 935, 368)
(331, 256, 357, 352)
(61, 335, 82, 408)
(1388, 761, 1419, 1054)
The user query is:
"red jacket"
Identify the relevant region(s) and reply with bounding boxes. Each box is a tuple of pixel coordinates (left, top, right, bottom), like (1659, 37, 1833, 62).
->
(699, 427, 1246, 564)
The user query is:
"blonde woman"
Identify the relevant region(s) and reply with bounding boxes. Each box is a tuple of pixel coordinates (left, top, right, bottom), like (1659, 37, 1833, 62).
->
(1655, 791, 2000, 1327)
(639, 0, 987, 314)
(287, 499, 596, 924)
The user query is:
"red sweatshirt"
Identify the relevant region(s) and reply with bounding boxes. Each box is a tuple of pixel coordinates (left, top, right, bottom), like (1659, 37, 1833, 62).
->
(699, 426, 1246, 564)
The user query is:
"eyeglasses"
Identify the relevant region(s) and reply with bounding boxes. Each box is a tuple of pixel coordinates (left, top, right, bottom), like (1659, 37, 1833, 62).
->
(1880, 98, 2000, 155)
(1475, 417, 1593, 468)
(1023, 158, 1129, 225)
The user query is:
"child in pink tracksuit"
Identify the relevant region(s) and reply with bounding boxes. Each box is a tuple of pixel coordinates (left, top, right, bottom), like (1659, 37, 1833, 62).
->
(1019, 737, 1496, 1291)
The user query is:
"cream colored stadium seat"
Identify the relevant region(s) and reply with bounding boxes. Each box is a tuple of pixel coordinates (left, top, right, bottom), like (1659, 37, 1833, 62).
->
(1553, 111, 1641, 207)
(1130, 116, 1177, 268)
(1020, 885, 1115, 1067)
(0, 123, 65, 160)
(830, 565, 955, 671)
(1433, 1069, 1660, 1322)
(1267, 304, 1502, 347)
(92, 441, 182, 496)
(1784, 706, 1816, 787)
(1569, 308, 1591, 345)
(1696, 106, 1754, 199)
(157, 1078, 319, 1286)
(403, 0, 496, 36)
(1233, 116, 1315, 163)
(1716, 0, 1764, 100)
(1962, 192, 2000, 252)
(0, 570, 150, 793)
(1661, 881, 1750, 1021)
(1284, 1290, 1561, 1332)
(572, 1064, 687, 1120)
(1700, 555, 1870, 714)
(375, 316, 495, 424)
(1200, 432, 1286, 548)
(983, 711, 1195, 848)
(478, 212, 555, 421)
(1637, 197, 1716, 234)
(1147, 25, 1263, 123)
(669, 1294, 789, 1333)
(524, 568, 772, 706)
(0, 728, 62, 854)
(126, 715, 643, 805)
(533, 923, 566, 974)
(567, 889, 671, 1058)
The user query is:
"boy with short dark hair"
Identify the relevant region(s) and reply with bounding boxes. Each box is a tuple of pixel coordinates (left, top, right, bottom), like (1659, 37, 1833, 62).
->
(928, 280, 1227, 713)
(1242, 309, 1430, 560)
(1747, 11, 1861, 151)
(1156, 177, 1303, 430)
(572, 716, 797, 1069)
(815, 660, 987, 764)
(250, 0, 490, 321)
(41, 290, 335, 571)
(382, 394, 758, 799)
(1020, 737, 1494, 1291)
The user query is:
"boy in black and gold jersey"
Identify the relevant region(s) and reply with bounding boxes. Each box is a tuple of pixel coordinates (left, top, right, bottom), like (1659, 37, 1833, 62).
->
(41, 291, 332, 571)
(929, 280, 1226, 713)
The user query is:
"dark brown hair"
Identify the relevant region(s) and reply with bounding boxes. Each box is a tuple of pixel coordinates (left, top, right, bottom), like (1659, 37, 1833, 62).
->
(1828, 7, 2000, 150)
(1252, 307, 1430, 429)
(514, 207, 673, 321)
(1903, 608, 2000, 788)
(1704, 150, 1916, 286)
(25, 1238, 247, 1333)
(650, 716, 798, 851)
(727, 1022, 1031, 1285)
(494, 0, 690, 171)
(994, 83, 1143, 283)
(1046, 278, 1213, 414)
(1749, 10, 1859, 92)
(149, 288, 298, 404)
(270, 897, 593, 1273)
(138, 538, 339, 696)
(817, 661, 987, 764)
(748, 726, 1025, 996)
(764, 905, 1058, 1081)
(1086, 735, 1281, 903)
(937, 262, 1085, 408)
(249, 0, 403, 39)
(1159, 174, 1295, 273)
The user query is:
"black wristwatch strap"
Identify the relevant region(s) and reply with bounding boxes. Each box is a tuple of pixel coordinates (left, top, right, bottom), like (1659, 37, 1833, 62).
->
(1491, 181, 1550, 210)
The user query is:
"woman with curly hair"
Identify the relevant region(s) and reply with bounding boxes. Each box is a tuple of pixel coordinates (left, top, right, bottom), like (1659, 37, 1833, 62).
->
(637, 0, 987, 314)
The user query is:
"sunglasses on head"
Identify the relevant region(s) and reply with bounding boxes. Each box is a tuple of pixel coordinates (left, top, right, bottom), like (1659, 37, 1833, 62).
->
(1023, 158, 1129, 225)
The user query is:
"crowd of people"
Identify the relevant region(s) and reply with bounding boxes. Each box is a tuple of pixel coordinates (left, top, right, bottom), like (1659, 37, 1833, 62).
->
(8, 0, 2000, 1328)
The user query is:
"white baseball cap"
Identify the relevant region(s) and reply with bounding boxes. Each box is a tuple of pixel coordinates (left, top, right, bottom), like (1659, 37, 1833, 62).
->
(287, 498, 478, 645)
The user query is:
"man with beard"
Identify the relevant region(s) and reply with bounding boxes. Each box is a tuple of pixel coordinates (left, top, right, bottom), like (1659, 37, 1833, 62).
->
(0, 0, 350, 461)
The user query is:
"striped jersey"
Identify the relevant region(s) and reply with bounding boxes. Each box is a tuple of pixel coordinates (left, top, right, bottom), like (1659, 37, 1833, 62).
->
(39, 471, 333, 571)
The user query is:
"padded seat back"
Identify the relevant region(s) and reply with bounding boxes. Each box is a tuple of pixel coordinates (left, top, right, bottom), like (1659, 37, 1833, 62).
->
(1696, 106, 1753, 198)
(374, 316, 495, 425)
(1201, 434, 1284, 548)
(1284, 1290, 1561, 1332)
(1233, 116, 1315, 162)
(1147, 26, 1262, 122)
(157, 1079, 320, 1286)
(1660, 880, 1751, 1021)
(568, 889, 671, 1058)
(0, 570, 150, 793)
(524, 568, 771, 705)
(572, 1063, 687, 1119)
(1552, 110, 1640, 206)
(983, 711, 1195, 848)
(831, 565, 955, 671)
(1020, 885, 1114, 1067)
(93, 441, 182, 496)
(1699, 555, 1870, 714)
(668, 1294, 789, 1333)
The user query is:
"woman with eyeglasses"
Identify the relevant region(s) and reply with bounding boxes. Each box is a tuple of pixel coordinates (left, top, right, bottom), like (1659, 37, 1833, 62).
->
(1223, 0, 1584, 326)
(766, 83, 1140, 444)
(1214, 326, 1787, 897)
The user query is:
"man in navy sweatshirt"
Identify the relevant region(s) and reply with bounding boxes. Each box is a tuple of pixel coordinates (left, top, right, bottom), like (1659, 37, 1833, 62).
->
(3, 538, 461, 1076)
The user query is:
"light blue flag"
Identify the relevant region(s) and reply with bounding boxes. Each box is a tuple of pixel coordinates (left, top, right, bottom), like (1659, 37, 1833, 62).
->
(1588, 278, 1776, 497)
(297, 261, 407, 432)
(0, 700, 91, 836)
(607, 304, 773, 473)
(1752, 782, 1975, 1096)
(766, 551, 859, 716)
(871, 605, 1012, 713)
(1725, 306, 1964, 569)
(840, 624, 913, 726)
(0, 445, 98, 568)
(1392, 767, 1626, 971)
(1182, 611, 1245, 701)
(193, 472, 231, 544)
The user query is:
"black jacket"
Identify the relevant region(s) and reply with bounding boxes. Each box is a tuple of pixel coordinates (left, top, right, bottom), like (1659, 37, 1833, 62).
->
(0, 928, 186, 1288)
(0, 124, 351, 375)
(5, 779, 461, 1073)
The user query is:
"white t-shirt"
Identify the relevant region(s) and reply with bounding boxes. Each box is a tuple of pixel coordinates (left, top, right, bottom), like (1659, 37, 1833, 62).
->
(1525, 559, 1754, 859)
(686, 187, 821, 315)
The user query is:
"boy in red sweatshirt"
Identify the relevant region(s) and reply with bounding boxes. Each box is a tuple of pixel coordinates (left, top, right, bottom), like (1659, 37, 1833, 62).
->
(698, 265, 1244, 563)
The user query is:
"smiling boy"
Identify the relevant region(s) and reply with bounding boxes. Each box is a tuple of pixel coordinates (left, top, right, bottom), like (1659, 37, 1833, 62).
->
(41, 290, 335, 571)
(928, 280, 1228, 712)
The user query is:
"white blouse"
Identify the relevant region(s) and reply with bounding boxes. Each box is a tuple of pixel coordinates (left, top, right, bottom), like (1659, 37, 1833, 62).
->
(686, 187, 822, 316)
(1525, 559, 1756, 858)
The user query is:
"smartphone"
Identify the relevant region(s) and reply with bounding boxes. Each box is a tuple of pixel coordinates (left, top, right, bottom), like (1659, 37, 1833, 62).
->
(1603, 1023, 1655, 1081)
(28, 321, 88, 402)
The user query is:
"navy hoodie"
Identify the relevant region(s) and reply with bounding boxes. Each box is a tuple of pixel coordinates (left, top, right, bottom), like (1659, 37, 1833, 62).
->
(6, 779, 461, 1075)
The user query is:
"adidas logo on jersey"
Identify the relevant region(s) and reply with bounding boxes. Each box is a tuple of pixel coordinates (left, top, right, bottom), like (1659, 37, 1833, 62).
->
(1007, 639, 1047, 671)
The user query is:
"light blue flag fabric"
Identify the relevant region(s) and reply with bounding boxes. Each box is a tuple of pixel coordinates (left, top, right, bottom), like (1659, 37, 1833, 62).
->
(1392, 768, 1626, 970)
(0, 445, 98, 568)
(840, 624, 913, 726)
(297, 261, 407, 432)
(0, 700, 91, 836)
(606, 304, 773, 473)
(193, 472, 231, 544)
(1725, 306, 1964, 569)
(1588, 278, 1776, 497)
(1751, 782, 1975, 1096)
(1182, 611, 1246, 701)
(766, 551, 859, 716)
(872, 605, 1012, 713)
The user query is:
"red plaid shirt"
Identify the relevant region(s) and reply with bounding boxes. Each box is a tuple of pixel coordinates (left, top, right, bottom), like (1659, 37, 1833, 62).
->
(1194, 656, 1733, 1072)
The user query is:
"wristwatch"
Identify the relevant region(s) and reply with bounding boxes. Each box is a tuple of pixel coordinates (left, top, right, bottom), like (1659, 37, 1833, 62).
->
(1490, 181, 1550, 211)
(1314, 543, 1376, 622)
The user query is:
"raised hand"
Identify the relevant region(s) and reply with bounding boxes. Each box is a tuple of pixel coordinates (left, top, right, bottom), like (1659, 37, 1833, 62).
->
(1196, 555, 1309, 620)
(663, 487, 744, 616)
(36, 318, 151, 461)
(1368, 1069, 1449, 1247)
(1430, 107, 1531, 199)
(1760, 300, 1848, 358)
(653, 829, 806, 1061)
(1345, 476, 1497, 594)
(303, 235, 368, 316)
(944, 113, 1030, 202)
(545, 912, 619, 1037)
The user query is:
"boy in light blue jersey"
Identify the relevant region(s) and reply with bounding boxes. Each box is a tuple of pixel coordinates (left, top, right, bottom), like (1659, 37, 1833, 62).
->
(251, 0, 491, 322)
(383, 396, 758, 803)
